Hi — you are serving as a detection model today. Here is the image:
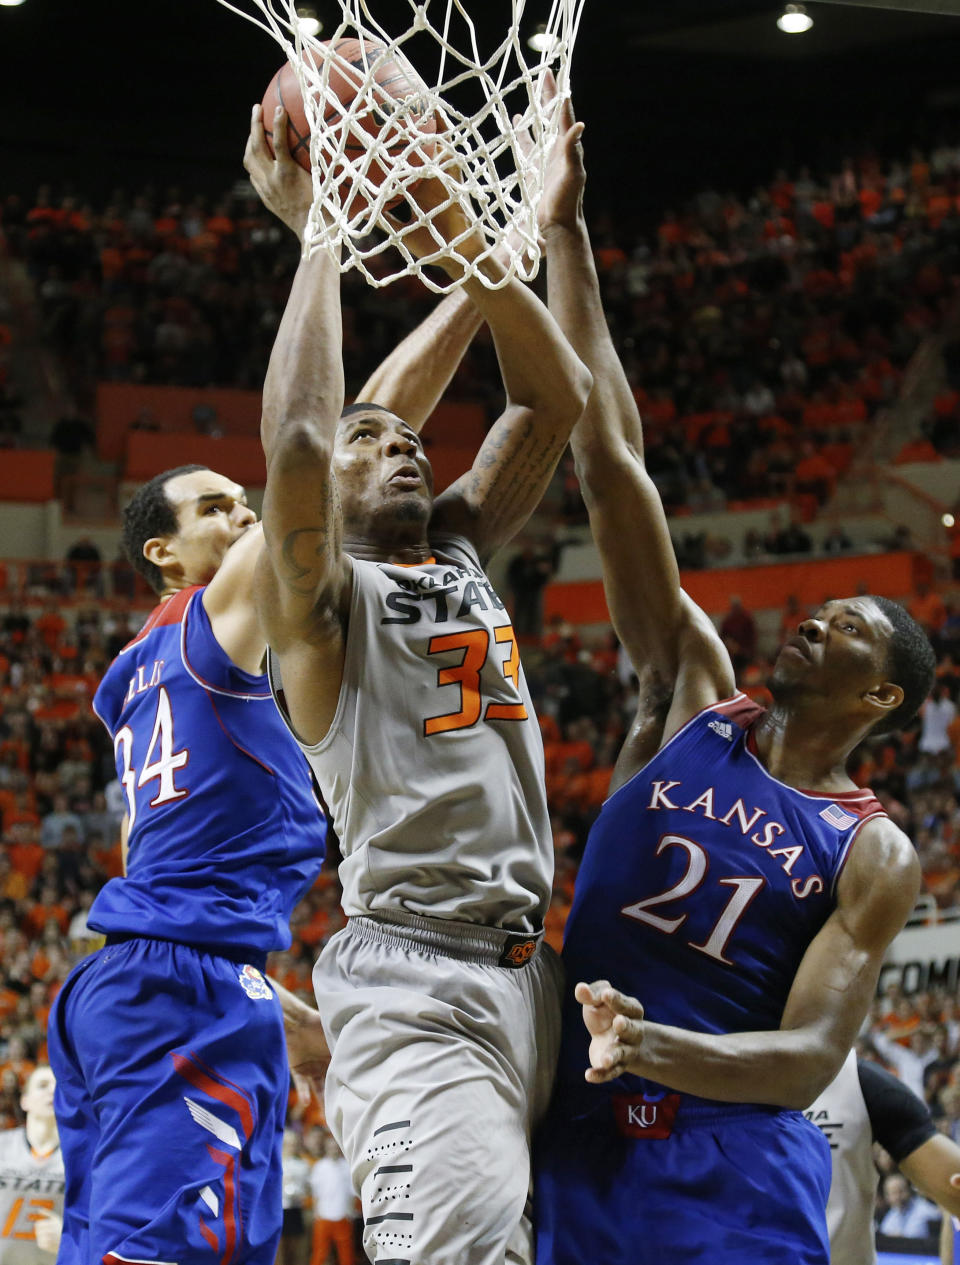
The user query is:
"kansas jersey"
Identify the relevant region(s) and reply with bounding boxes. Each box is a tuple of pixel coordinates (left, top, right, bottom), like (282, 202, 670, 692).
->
(556, 692, 887, 1112)
(269, 534, 550, 933)
(91, 585, 326, 955)
(0, 1129, 64, 1265)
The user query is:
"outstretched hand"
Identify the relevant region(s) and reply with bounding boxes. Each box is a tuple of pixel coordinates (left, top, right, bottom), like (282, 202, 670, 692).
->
(244, 103, 314, 241)
(576, 980, 646, 1084)
(515, 70, 586, 237)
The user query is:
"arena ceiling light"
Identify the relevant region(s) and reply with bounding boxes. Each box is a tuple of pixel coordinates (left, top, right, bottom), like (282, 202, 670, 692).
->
(777, 3, 814, 32)
(0, 1, 28, 8)
(295, 6, 322, 36)
(527, 23, 559, 53)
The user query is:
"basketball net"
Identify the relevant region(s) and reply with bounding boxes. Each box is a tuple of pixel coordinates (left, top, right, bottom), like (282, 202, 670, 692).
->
(214, 0, 586, 291)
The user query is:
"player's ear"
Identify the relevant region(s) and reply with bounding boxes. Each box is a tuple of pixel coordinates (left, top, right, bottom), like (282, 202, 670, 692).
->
(143, 535, 176, 573)
(864, 679, 903, 722)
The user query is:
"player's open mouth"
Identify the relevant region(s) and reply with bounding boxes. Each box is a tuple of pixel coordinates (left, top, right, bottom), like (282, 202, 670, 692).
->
(388, 468, 421, 488)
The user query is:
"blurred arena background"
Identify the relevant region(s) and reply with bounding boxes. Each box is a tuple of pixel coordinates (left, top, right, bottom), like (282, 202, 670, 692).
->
(1, 1, 959, 1260)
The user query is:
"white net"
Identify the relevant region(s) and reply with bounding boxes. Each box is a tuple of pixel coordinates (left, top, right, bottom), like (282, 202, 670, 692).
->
(215, 0, 586, 291)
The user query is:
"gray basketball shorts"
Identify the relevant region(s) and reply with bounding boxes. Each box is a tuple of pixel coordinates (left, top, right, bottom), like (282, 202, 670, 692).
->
(313, 912, 564, 1265)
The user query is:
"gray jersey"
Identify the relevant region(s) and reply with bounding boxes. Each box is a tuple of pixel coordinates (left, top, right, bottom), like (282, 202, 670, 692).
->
(270, 536, 551, 932)
(805, 1050, 877, 1265)
(0, 1129, 65, 1265)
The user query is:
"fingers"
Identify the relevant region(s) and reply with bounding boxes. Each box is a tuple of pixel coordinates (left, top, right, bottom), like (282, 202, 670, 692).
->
(574, 979, 611, 1006)
(585, 1063, 624, 1085)
(600, 985, 644, 1022)
(245, 103, 269, 168)
(513, 113, 533, 162)
(271, 105, 296, 168)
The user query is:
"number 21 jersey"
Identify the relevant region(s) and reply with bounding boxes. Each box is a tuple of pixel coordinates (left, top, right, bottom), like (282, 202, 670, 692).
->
(556, 692, 887, 1112)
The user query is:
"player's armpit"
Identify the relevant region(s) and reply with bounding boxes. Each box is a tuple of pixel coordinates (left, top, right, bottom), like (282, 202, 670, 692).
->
(656, 597, 736, 747)
(431, 393, 588, 563)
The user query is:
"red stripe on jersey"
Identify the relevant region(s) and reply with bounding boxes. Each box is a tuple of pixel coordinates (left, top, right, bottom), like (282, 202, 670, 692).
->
(198, 1217, 219, 1254)
(121, 585, 204, 652)
(171, 1051, 255, 1141)
(713, 694, 766, 730)
(208, 1146, 240, 1265)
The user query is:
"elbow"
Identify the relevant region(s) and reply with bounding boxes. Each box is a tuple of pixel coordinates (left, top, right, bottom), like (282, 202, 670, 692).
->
(570, 361, 594, 417)
(264, 417, 334, 472)
(782, 1043, 847, 1111)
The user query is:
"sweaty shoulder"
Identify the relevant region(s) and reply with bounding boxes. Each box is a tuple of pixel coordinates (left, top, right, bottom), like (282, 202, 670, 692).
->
(836, 815, 920, 948)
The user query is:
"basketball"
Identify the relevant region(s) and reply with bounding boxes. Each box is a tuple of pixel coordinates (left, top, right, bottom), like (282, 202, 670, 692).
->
(260, 38, 437, 211)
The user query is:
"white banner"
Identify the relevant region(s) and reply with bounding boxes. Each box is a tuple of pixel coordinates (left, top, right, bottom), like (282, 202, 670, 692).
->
(878, 922, 960, 996)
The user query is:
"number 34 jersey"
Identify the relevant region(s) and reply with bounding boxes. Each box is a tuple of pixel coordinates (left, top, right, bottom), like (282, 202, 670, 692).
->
(91, 585, 326, 957)
(556, 692, 886, 1111)
(269, 535, 551, 934)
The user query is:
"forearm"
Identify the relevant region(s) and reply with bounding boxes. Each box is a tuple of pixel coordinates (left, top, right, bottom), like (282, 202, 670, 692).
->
(457, 255, 590, 422)
(627, 1020, 840, 1111)
(269, 977, 318, 1029)
(261, 250, 344, 461)
(544, 217, 644, 469)
(357, 287, 483, 432)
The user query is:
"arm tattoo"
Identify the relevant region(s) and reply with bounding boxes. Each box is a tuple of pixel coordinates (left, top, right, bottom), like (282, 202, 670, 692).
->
(280, 528, 330, 595)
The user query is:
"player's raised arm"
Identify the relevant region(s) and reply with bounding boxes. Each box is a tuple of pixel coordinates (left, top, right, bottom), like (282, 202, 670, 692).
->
(576, 815, 920, 1108)
(535, 80, 733, 744)
(396, 168, 592, 563)
(244, 104, 350, 652)
(356, 287, 484, 433)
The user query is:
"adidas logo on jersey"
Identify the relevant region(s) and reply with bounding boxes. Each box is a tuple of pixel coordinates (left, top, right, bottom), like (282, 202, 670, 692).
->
(708, 719, 734, 741)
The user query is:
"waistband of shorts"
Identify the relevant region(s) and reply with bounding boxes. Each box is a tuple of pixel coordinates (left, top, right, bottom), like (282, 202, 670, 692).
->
(671, 1099, 788, 1128)
(103, 932, 267, 972)
(345, 910, 544, 969)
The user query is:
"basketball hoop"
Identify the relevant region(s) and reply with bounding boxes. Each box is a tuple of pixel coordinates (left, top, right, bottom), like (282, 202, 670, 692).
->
(215, 0, 586, 291)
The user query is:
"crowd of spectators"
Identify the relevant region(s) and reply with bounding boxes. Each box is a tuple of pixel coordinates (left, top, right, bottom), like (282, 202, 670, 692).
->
(1, 135, 960, 510)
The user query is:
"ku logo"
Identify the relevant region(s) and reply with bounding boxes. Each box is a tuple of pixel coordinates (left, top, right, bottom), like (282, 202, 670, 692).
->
(627, 1104, 659, 1128)
(613, 1091, 682, 1139)
(238, 964, 273, 1000)
(500, 939, 537, 968)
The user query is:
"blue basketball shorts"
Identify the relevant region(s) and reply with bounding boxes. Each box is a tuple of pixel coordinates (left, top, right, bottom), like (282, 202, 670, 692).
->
(47, 936, 289, 1265)
(534, 1096, 832, 1265)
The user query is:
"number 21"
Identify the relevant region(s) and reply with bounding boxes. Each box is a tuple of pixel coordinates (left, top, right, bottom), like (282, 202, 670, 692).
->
(621, 834, 764, 966)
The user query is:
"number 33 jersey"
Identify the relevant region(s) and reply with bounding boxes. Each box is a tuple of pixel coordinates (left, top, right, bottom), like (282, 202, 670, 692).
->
(269, 535, 552, 934)
(556, 692, 886, 1111)
(91, 585, 326, 956)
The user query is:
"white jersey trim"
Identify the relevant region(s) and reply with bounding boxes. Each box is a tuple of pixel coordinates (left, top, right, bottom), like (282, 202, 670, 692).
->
(178, 592, 274, 702)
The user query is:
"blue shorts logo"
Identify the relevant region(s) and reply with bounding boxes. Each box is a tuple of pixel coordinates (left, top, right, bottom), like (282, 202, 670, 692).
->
(238, 964, 273, 1000)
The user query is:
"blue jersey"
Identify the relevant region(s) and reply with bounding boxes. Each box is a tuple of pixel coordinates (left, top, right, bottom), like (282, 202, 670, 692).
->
(91, 585, 326, 956)
(556, 691, 886, 1114)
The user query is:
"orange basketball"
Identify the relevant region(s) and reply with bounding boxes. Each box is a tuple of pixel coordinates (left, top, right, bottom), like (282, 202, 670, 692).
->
(260, 38, 437, 212)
